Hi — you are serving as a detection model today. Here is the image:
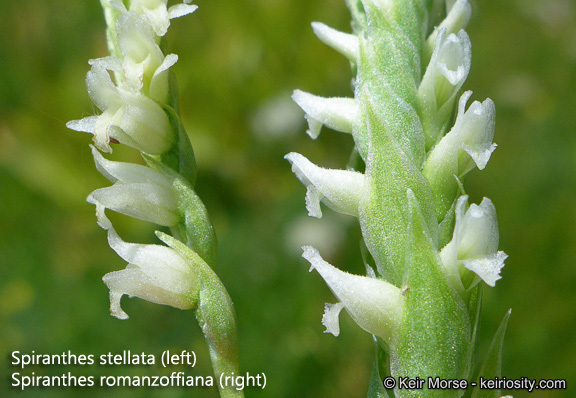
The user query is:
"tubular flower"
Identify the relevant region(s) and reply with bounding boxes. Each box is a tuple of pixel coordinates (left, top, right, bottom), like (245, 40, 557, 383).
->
(285, 152, 364, 218)
(441, 195, 507, 289)
(302, 246, 403, 343)
(87, 145, 178, 227)
(66, 64, 173, 154)
(96, 209, 199, 320)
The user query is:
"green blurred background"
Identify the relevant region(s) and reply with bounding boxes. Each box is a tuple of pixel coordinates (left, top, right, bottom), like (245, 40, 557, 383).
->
(1, 0, 574, 397)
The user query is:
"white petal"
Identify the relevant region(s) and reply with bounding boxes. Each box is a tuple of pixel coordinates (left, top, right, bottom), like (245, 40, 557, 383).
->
(103, 267, 195, 320)
(89, 56, 123, 74)
(311, 22, 358, 61)
(463, 251, 507, 287)
(87, 182, 178, 226)
(305, 185, 323, 218)
(110, 0, 127, 13)
(142, 4, 170, 37)
(86, 64, 120, 111)
(427, 0, 471, 51)
(168, 4, 198, 19)
(149, 53, 178, 102)
(107, 290, 129, 319)
(285, 152, 364, 218)
(90, 145, 172, 189)
(292, 90, 356, 138)
(462, 142, 497, 170)
(66, 116, 98, 133)
(302, 246, 403, 341)
(113, 93, 173, 154)
(322, 302, 345, 336)
(304, 115, 323, 139)
(420, 29, 471, 109)
(458, 197, 500, 259)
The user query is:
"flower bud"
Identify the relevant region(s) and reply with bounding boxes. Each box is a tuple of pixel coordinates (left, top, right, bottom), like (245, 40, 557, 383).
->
(426, 0, 472, 57)
(87, 146, 178, 227)
(285, 152, 364, 218)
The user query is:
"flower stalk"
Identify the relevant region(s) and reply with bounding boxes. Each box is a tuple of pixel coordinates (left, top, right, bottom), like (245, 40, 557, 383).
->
(289, 0, 508, 396)
(68, 2, 241, 397)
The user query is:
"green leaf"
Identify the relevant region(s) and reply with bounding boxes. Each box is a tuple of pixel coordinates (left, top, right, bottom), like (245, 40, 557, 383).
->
(469, 310, 511, 398)
(367, 359, 390, 398)
(143, 155, 217, 266)
(156, 232, 242, 398)
(157, 104, 198, 186)
(367, 340, 390, 398)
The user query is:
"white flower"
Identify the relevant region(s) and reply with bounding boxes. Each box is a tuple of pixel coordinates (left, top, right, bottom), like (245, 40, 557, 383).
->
(303, 246, 403, 342)
(94, 10, 179, 102)
(292, 90, 357, 139)
(96, 210, 198, 320)
(86, 146, 178, 227)
(285, 152, 364, 218)
(440, 196, 507, 289)
(419, 28, 471, 146)
(424, 91, 496, 177)
(113, 0, 198, 37)
(66, 64, 173, 154)
(426, 0, 472, 54)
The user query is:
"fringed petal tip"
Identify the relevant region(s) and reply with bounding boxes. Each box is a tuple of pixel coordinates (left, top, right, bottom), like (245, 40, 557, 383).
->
(464, 251, 507, 287)
(322, 302, 345, 336)
(108, 291, 130, 320)
(463, 142, 497, 170)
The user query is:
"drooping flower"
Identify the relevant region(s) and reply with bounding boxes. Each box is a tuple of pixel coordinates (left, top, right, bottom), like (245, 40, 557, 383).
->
(285, 152, 364, 218)
(87, 145, 178, 227)
(302, 246, 403, 342)
(95, 209, 199, 320)
(292, 90, 357, 139)
(66, 64, 173, 154)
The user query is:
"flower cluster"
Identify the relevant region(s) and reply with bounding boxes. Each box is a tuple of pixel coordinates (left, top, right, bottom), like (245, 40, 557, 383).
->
(288, 0, 507, 388)
(68, 0, 196, 154)
(67, 1, 203, 319)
